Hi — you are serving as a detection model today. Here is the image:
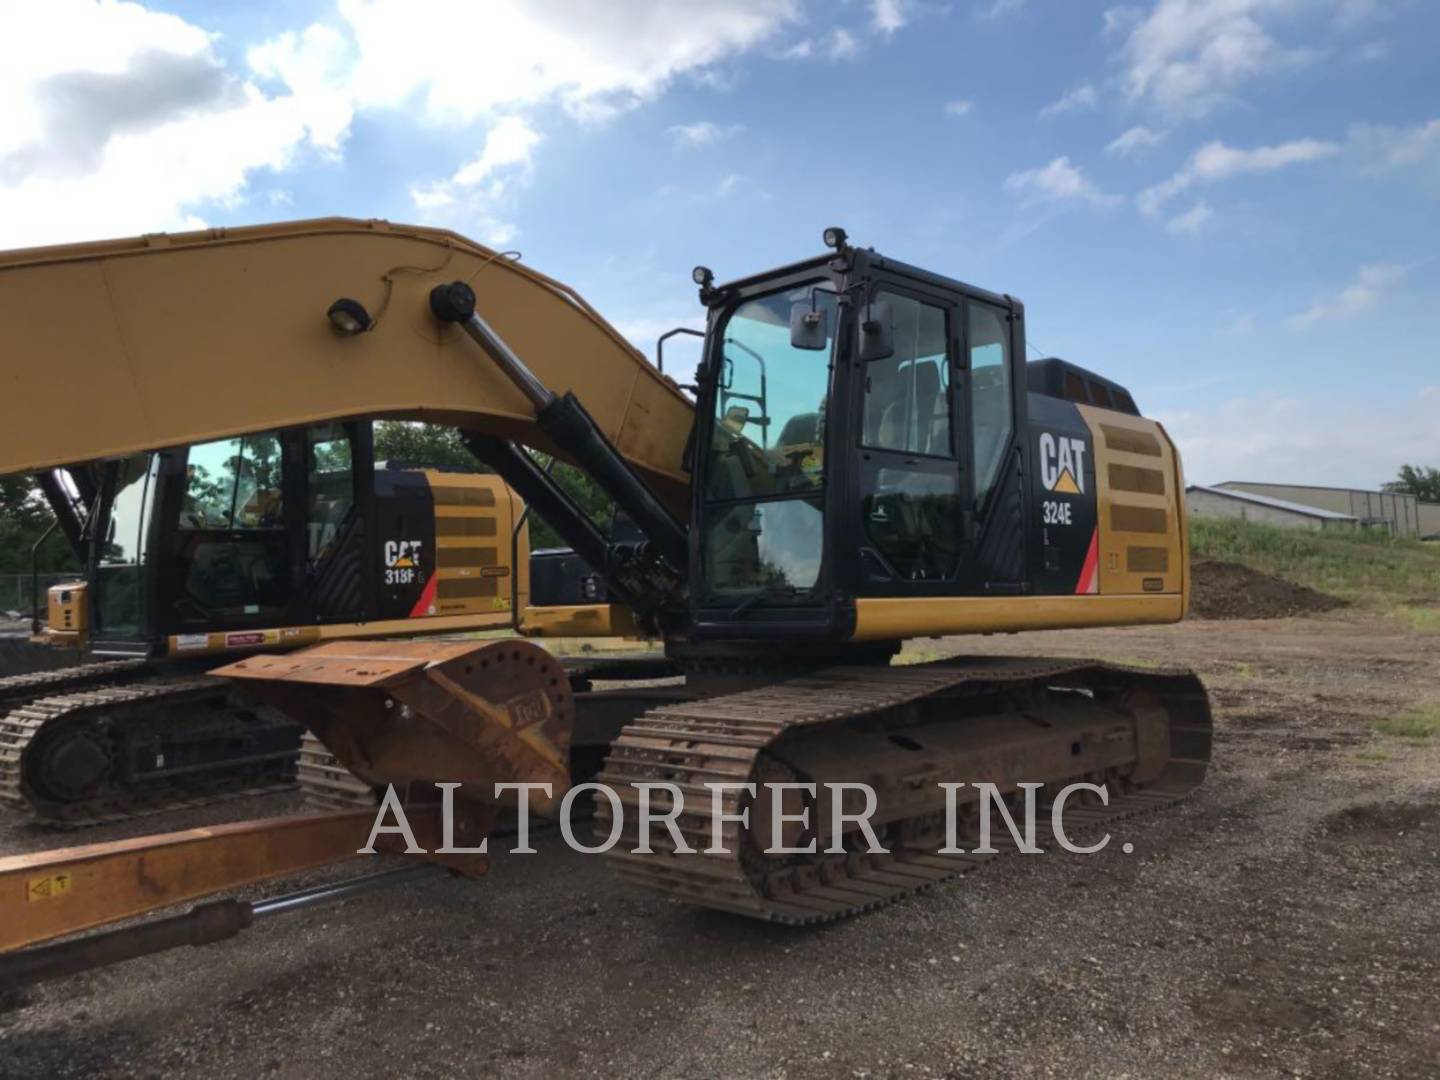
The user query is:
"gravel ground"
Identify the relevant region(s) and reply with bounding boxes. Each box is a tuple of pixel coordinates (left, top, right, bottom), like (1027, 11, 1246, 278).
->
(2, 609, 1438, 1078)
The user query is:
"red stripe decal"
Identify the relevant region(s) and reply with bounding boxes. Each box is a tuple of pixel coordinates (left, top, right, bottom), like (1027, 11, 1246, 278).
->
(1075, 529, 1100, 595)
(408, 574, 439, 618)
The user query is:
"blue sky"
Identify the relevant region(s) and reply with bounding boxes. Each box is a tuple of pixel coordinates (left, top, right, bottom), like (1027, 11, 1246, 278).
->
(2, 0, 1435, 486)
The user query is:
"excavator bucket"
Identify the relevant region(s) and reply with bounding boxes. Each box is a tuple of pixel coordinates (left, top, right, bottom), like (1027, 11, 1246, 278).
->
(213, 639, 574, 817)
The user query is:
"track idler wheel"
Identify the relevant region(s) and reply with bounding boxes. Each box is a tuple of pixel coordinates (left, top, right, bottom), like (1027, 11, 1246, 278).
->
(29, 723, 114, 803)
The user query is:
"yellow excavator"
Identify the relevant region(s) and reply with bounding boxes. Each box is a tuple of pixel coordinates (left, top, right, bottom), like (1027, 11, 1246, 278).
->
(0, 218, 1210, 983)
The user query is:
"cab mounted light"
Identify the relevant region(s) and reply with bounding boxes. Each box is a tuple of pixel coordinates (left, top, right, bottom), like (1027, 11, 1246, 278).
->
(326, 297, 372, 335)
(692, 265, 716, 304)
(822, 226, 848, 251)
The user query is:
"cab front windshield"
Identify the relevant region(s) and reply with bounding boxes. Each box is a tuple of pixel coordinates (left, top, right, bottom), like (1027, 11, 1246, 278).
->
(703, 281, 838, 598)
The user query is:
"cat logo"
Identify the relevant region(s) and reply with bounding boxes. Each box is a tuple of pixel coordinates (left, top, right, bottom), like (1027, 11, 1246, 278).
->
(384, 540, 423, 568)
(1039, 433, 1087, 495)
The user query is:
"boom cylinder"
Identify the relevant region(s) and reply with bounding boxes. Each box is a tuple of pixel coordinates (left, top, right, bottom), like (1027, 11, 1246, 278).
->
(431, 281, 690, 573)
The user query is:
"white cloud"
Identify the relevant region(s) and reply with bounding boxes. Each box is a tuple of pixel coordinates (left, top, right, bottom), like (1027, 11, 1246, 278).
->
(1103, 5, 1144, 36)
(1166, 201, 1215, 235)
(1157, 390, 1435, 489)
(1039, 83, 1099, 118)
(770, 25, 862, 62)
(1287, 263, 1406, 329)
(1004, 157, 1123, 209)
(774, 39, 815, 59)
(826, 27, 861, 60)
(0, 0, 348, 248)
(667, 121, 744, 149)
(0, 0, 801, 249)
(1138, 136, 1339, 215)
(1116, 0, 1314, 121)
(1106, 125, 1166, 157)
(408, 117, 541, 243)
(871, 0, 908, 35)
(943, 99, 974, 117)
(1349, 118, 1440, 175)
(328, 0, 799, 124)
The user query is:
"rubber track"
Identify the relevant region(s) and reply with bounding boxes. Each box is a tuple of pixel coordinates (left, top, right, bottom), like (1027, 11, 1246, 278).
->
(0, 677, 296, 828)
(595, 656, 1212, 925)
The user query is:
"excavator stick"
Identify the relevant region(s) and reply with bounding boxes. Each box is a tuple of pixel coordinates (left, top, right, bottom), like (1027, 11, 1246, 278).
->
(213, 638, 575, 818)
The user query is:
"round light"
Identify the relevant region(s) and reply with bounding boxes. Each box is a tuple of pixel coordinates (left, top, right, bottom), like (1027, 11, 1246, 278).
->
(692, 265, 714, 287)
(822, 226, 848, 250)
(326, 297, 372, 335)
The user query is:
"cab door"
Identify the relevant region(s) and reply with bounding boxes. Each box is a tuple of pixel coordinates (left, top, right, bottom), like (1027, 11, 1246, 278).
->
(853, 284, 966, 594)
(957, 297, 1027, 593)
(289, 421, 373, 623)
(164, 432, 292, 633)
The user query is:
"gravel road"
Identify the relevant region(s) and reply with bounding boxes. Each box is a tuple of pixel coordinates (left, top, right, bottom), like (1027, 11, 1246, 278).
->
(2, 609, 1437, 1078)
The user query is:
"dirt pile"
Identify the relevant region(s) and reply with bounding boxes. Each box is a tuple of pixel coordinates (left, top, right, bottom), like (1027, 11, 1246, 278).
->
(1190, 558, 1346, 620)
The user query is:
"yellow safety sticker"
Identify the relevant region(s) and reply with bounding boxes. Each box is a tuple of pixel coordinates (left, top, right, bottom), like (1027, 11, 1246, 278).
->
(26, 873, 72, 902)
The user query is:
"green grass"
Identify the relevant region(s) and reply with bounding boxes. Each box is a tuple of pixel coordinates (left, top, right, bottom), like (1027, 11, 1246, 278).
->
(1372, 707, 1440, 740)
(1190, 517, 1440, 609)
(1397, 606, 1440, 633)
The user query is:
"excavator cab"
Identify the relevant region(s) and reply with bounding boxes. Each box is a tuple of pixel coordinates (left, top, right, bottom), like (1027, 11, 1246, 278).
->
(685, 235, 1182, 643)
(689, 243, 1029, 640)
(36, 421, 526, 660)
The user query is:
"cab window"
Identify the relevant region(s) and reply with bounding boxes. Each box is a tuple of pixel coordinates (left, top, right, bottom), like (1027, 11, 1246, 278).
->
(306, 425, 354, 565)
(181, 435, 284, 529)
(859, 292, 962, 582)
(968, 302, 1013, 507)
(863, 295, 951, 457)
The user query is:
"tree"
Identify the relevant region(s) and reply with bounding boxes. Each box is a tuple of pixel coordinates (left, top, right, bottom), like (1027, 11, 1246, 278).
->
(1383, 465, 1440, 503)
(0, 476, 79, 578)
(374, 422, 479, 471)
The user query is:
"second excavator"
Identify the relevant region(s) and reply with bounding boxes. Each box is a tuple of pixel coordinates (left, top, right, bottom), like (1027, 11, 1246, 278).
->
(0, 218, 1210, 977)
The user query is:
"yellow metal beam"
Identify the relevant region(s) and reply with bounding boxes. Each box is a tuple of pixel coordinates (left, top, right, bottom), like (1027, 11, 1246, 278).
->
(0, 808, 422, 952)
(0, 218, 692, 517)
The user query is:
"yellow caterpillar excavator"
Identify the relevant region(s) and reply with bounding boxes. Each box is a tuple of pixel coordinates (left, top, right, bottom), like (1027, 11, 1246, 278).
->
(0, 218, 1210, 982)
(1, 447, 543, 821)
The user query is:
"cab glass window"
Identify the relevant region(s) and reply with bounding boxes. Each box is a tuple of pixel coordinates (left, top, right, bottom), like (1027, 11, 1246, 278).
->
(705, 283, 837, 503)
(704, 498, 823, 595)
(863, 294, 950, 457)
(95, 454, 158, 637)
(968, 303, 1013, 506)
(306, 425, 354, 564)
(181, 434, 284, 529)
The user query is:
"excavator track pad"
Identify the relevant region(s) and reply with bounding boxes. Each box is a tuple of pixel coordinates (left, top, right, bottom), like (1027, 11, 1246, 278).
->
(596, 656, 1211, 924)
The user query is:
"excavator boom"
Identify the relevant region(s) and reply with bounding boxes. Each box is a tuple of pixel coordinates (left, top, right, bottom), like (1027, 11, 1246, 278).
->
(0, 217, 692, 512)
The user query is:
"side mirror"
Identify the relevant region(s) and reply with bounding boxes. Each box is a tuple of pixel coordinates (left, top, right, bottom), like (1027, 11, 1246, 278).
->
(723, 405, 750, 433)
(859, 301, 894, 362)
(789, 301, 828, 350)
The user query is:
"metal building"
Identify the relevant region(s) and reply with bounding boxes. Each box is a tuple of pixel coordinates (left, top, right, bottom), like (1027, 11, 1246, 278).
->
(1186, 485, 1359, 531)
(1215, 482, 1422, 537)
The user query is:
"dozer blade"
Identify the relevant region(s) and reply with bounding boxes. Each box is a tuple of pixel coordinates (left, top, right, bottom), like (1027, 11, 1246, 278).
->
(213, 638, 574, 816)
